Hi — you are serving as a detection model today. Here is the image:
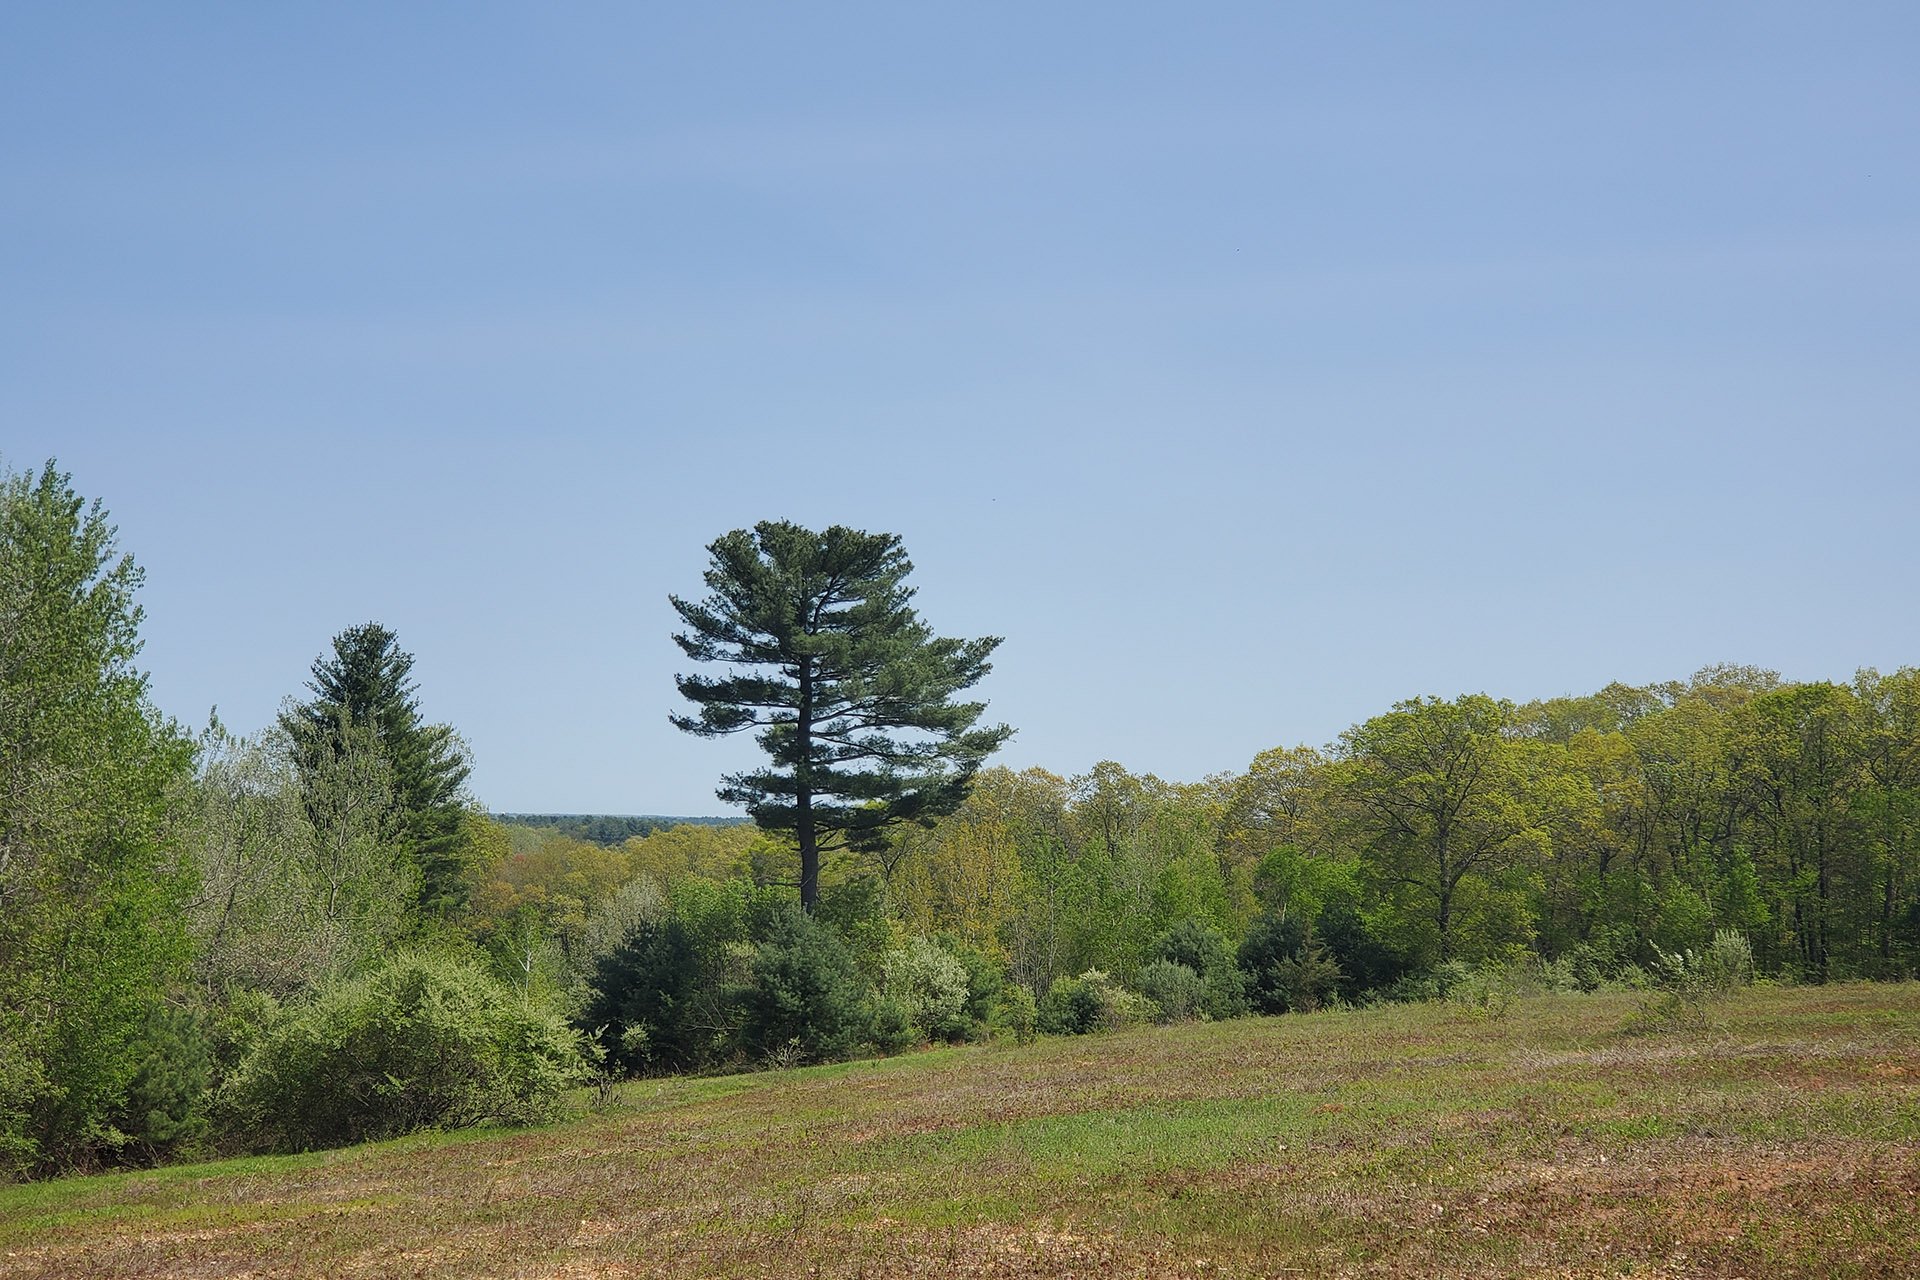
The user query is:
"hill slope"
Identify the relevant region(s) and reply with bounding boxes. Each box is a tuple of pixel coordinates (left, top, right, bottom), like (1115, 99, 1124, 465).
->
(4, 985, 1918, 1278)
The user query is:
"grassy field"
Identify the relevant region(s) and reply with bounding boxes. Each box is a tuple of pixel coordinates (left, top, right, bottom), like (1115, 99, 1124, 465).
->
(3, 983, 1918, 1278)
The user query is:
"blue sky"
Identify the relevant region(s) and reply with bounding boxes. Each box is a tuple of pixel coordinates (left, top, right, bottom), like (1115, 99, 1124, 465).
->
(5, 4, 1916, 814)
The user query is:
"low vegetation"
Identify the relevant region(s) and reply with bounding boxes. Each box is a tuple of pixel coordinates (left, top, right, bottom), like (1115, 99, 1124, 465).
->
(3, 982, 1916, 1278)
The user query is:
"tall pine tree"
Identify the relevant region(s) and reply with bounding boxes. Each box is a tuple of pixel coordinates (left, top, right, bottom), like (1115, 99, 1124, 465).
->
(670, 522, 1011, 910)
(279, 623, 472, 919)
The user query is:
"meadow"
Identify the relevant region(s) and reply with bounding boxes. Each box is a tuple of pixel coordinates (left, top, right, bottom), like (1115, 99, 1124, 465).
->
(3, 982, 1917, 1279)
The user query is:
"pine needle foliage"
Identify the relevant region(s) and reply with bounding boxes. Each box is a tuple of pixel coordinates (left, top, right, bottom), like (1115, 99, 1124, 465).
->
(670, 522, 1010, 910)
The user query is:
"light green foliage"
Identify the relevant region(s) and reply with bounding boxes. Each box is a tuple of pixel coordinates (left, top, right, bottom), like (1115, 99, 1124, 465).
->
(188, 719, 418, 998)
(990, 983, 1038, 1043)
(621, 822, 761, 885)
(1337, 695, 1548, 966)
(879, 937, 970, 1042)
(1631, 929, 1756, 1032)
(815, 875, 902, 977)
(222, 950, 588, 1152)
(0, 462, 196, 1176)
(1134, 960, 1206, 1022)
(569, 876, 668, 987)
(1036, 970, 1156, 1035)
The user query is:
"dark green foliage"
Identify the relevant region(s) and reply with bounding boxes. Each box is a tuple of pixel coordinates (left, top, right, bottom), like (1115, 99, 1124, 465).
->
(740, 905, 872, 1063)
(115, 1003, 214, 1164)
(280, 623, 472, 918)
(1269, 928, 1346, 1013)
(1036, 970, 1152, 1035)
(1151, 920, 1249, 1019)
(581, 918, 704, 1074)
(222, 950, 588, 1152)
(0, 461, 196, 1177)
(670, 522, 1011, 910)
(934, 934, 1009, 1033)
(1316, 900, 1410, 999)
(866, 996, 921, 1055)
(1238, 914, 1344, 1013)
(1037, 974, 1107, 1036)
(1238, 914, 1304, 1015)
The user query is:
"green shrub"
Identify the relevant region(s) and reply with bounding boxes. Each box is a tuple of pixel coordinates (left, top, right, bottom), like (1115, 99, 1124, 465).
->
(1444, 961, 1522, 1020)
(581, 917, 707, 1074)
(116, 1002, 215, 1164)
(1036, 970, 1155, 1035)
(222, 950, 589, 1152)
(1134, 960, 1206, 1023)
(741, 906, 873, 1065)
(933, 934, 1010, 1036)
(880, 938, 970, 1042)
(1628, 930, 1755, 1033)
(1238, 915, 1343, 1014)
(989, 984, 1038, 1044)
(1152, 920, 1248, 1019)
(1541, 943, 1615, 993)
(0, 1040, 49, 1177)
(867, 995, 920, 1055)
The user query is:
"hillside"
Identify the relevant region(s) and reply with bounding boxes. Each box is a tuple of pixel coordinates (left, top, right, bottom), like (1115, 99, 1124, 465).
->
(4, 984, 1917, 1278)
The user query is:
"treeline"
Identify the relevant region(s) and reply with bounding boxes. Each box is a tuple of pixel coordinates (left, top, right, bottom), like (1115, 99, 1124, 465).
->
(880, 665, 1920, 998)
(4, 459, 1918, 1183)
(494, 813, 747, 848)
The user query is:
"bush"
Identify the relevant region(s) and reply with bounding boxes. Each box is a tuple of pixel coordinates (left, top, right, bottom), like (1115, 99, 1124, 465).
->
(741, 906, 873, 1065)
(116, 1002, 215, 1164)
(934, 934, 1010, 1036)
(1152, 920, 1248, 1019)
(1629, 930, 1755, 1033)
(1238, 915, 1344, 1014)
(879, 938, 970, 1042)
(1036, 970, 1155, 1035)
(222, 951, 589, 1152)
(989, 984, 1038, 1043)
(1444, 961, 1523, 1020)
(867, 995, 920, 1055)
(1134, 960, 1206, 1023)
(581, 917, 706, 1074)
(1541, 943, 1615, 994)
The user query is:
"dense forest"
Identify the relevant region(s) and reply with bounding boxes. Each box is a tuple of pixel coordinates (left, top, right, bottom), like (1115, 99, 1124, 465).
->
(3, 459, 1917, 1181)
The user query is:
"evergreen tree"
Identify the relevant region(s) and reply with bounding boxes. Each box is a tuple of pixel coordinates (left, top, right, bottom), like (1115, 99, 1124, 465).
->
(279, 623, 472, 919)
(670, 522, 1011, 911)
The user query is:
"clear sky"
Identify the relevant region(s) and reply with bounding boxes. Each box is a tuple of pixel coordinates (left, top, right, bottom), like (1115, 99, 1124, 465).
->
(5, 5, 1916, 815)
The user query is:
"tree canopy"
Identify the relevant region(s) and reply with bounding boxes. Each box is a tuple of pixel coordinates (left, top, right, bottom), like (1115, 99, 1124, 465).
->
(0, 462, 194, 1174)
(670, 522, 1011, 910)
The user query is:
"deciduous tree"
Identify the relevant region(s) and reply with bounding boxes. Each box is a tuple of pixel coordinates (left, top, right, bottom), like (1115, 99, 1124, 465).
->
(0, 461, 195, 1174)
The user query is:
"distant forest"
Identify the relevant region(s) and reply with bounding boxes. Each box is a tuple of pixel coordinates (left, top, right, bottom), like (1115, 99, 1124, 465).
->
(493, 813, 747, 846)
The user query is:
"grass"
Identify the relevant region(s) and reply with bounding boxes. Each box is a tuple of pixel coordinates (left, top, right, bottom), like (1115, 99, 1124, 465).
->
(3, 983, 1919, 1277)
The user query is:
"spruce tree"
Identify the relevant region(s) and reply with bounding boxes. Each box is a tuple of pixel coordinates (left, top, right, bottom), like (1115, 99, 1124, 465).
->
(670, 522, 1011, 911)
(279, 623, 472, 918)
